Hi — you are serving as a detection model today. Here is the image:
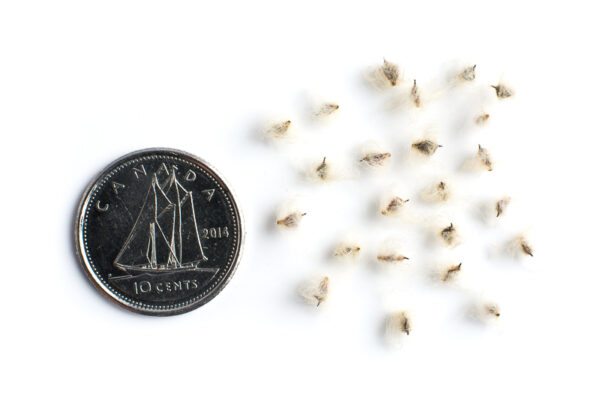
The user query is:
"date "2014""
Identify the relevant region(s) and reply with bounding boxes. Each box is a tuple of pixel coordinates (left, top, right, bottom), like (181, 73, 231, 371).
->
(201, 226, 229, 239)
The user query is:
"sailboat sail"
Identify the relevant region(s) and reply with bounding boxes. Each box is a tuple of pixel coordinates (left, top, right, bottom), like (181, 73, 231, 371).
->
(114, 172, 208, 273)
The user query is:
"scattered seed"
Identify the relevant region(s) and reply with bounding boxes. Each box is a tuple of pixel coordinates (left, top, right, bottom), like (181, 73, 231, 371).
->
(315, 157, 329, 180)
(459, 64, 476, 81)
(491, 83, 513, 99)
(381, 59, 400, 87)
(421, 181, 451, 202)
(440, 223, 459, 246)
(472, 301, 502, 323)
(436, 182, 449, 200)
(387, 311, 411, 336)
(381, 197, 409, 216)
(315, 103, 339, 117)
(276, 212, 306, 228)
(377, 253, 409, 263)
(520, 237, 534, 257)
(484, 303, 501, 318)
(299, 276, 330, 306)
(412, 139, 441, 156)
(475, 113, 490, 125)
(442, 262, 462, 282)
(267, 120, 292, 138)
(410, 79, 421, 107)
(334, 243, 361, 258)
(360, 152, 391, 167)
(315, 277, 329, 306)
(495, 197, 511, 217)
(477, 144, 494, 171)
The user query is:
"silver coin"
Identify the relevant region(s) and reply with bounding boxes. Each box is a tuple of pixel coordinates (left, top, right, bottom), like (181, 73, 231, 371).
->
(74, 148, 244, 315)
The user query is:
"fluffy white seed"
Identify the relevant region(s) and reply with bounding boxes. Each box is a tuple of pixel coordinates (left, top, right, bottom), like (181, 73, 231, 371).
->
(376, 252, 409, 264)
(509, 235, 533, 257)
(472, 302, 501, 323)
(380, 59, 401, 87)
(360, 152, 391, 167)
(264, 120, 292, 139)
(411, 139, 442, 156)
(439, 223, 461, 247)
(333, 242, 361, 260)
(276, 211, 306, 229)
(380, 196, 409, 217)
(298, 276, 330, 307)
(410, 79, 422, 107)
(458, 64, 477, 81)
(474, 113, 490, 125)
(491, 83, 513, 99)
(421, 180, 452, 203)
(315, 102, 339, 117)
(441, 262, 462, 282)
(384, 311, 412, 346)
(464, 144, 494, 172)
(495, 197, 511, 217)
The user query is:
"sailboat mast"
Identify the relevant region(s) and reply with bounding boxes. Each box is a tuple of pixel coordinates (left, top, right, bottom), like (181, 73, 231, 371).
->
(149, 222, 157, 268)
(190, 193, 208, 262)
(175, 178, 183, 266)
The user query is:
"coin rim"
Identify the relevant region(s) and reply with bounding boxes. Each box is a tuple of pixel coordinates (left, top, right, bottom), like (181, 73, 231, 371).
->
(74, 148, 244, 316)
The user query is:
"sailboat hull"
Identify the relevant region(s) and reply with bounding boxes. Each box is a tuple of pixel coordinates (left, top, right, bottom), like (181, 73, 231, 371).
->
(115, 263, 216, 275)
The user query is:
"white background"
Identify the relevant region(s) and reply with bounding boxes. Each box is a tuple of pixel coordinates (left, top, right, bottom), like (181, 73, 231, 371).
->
(1, 1, 599, 399)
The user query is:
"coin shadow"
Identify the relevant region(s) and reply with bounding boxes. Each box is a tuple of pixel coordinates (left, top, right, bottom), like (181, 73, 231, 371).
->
(69, 186, 95, 286)
(263, 209, 279, 234)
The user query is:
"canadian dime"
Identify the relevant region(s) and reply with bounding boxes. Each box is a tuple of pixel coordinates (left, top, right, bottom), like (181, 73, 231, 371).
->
(75, 148, 243, 315)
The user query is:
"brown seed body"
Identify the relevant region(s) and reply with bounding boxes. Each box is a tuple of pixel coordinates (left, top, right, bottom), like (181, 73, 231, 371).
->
(440, 223, 458, 246)
(520, 238, 534, 257)
(475, 113, 490, 125)
(315, 157, 329, 180)
(412, 140, 441, 156)
(334, 245, 361, 258)
(401, 315, 410, 334)
(442, 263, 462, 282)
(477, 144, 493, 171)
(381, 197, 409, 216)
(276, 212, 306, 228)
(377, 254, 409, 263)
(495, 197, 511, 217)
(390, 311, 411, 335)
(410, 79, 421, 107)
(492, 84, 513, 99)
(381, 59, 400, 86)
(360, 152, 391, 167)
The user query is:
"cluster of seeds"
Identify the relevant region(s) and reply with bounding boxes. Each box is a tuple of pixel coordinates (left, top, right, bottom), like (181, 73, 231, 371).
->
(268, 58, 531, 346)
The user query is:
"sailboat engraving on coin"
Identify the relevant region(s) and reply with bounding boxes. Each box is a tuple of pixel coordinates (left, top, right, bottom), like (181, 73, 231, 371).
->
(114, 171, 210, 273)
(74, 148, 243, 316)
